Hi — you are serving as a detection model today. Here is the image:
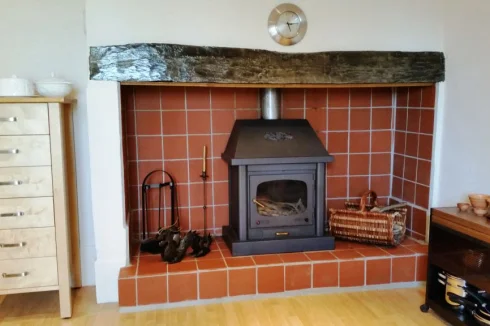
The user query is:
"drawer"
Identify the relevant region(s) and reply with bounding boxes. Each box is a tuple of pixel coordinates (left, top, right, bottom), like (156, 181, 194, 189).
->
(0, 104, 49, 136)
(0, 167, 52, 198)
(0, 227, 56, 260)
(0, 257, 58, 290)
(0, 136, 51, 167)
(0, 197, 54, 229)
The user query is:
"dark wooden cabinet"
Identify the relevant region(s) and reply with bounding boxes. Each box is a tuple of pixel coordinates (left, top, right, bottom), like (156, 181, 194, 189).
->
(422, 207, 490, 325)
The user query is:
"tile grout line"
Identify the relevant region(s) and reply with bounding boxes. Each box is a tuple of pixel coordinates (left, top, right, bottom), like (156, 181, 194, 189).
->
(310, 261, 314, 288)
(127, 149, 397, 161)
(389, 87, 397, 201)
(390, 257, 393, 283)
(413, 88, 423, 209)
(159, 87, 167, 228)
(196, 269, 201, 300)
(325, 89, 329, 209)
(128, 174, 402, 189)
(184, 88, 192, 231)
(337, 259, 341, 287)
(325, 89, 329, 153)
(226, 267, 230, 297)
(128, 128, 399, 137)
(402, 90, 409, 206)
(347, 90, 351, 198)
(414, 254, 418, 282)
(131, 105, 399, 112)
(368, 88, 373, 191)
(210, 88, 217, 231)
(364, 259, 367, 286)
(254, 267, 258, 295)
(396, 153, 431, 163)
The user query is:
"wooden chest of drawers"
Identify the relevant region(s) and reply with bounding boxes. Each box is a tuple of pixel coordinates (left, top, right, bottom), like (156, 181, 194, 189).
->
(0, 98, 80, 319)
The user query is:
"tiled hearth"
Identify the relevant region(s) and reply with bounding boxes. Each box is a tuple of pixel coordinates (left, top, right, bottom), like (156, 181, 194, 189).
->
(118, 237, 427, 308)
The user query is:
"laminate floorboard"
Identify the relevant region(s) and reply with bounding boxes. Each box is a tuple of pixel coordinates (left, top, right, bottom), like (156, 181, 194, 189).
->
(0, 287, 447, 325)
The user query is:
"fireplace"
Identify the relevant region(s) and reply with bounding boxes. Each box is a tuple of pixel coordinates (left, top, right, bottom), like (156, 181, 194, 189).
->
(85, 42, 443, 302)
(222, 119, 335, 255)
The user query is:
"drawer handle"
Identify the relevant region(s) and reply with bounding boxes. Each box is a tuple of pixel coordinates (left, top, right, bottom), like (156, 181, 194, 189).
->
(0, 117, 17, 122)
(0, 241, 27, 248)
(2, 272, 28, 278)
(0, 149, 20, 154)
(0, 180, 22, 186)
(0, 212, 25, 217)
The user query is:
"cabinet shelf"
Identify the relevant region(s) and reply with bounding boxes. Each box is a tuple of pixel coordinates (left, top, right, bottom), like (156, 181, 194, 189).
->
(423, 208, 490, 325)
(430, 255, 490, 293)
(427, 298, 479, 326)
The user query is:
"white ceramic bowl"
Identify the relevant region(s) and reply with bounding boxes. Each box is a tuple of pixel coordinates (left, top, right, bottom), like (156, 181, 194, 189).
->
(36, 83, 72, 97)
(35, 73, 72, 97)
(0, 75, 34, 96)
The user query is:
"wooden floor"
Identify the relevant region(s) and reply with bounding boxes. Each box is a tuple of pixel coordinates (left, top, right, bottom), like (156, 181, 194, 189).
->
(0, 287, 446, 325)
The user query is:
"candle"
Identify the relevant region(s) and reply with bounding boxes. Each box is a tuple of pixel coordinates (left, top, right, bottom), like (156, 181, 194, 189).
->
(202, 145, 207, 173)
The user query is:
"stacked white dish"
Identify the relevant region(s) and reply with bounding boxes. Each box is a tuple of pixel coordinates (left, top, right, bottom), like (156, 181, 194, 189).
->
(0, 75, 35, 96)
(35, 73, 72, 97)
(0, 73, 72, 97)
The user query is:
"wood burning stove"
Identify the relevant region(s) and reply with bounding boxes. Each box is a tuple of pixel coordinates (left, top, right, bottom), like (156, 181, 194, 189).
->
(221, 119, 335, 256)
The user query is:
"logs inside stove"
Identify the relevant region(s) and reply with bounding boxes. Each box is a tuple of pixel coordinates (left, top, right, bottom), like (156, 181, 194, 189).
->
(221, 119, 335, 256)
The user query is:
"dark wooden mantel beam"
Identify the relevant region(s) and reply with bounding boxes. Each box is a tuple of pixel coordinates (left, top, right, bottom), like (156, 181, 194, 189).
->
(89, 43, 445, 85)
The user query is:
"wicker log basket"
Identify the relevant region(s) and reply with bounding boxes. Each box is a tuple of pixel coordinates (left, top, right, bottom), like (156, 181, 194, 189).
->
(328, 190, 407, 247)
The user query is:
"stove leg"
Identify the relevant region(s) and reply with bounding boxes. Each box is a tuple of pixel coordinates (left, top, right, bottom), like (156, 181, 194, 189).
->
(420, 303, 430, 313)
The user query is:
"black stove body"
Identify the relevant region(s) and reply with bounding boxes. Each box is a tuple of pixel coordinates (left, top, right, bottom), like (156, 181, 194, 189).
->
(221, 119, 335, 256)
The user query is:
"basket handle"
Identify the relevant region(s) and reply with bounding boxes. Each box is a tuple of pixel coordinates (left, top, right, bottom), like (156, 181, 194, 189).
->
(360, 190, 378, 212)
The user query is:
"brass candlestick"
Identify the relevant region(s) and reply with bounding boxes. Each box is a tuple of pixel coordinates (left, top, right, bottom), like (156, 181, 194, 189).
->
(201, 146, 208, 234)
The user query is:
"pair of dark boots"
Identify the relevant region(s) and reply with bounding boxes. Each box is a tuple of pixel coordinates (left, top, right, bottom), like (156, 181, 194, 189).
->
(140, 229, 213, 264)
(162, 231, 212, 263)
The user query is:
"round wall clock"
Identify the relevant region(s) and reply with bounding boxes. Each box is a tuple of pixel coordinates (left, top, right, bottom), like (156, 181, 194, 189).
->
(268, 3, 307, 46)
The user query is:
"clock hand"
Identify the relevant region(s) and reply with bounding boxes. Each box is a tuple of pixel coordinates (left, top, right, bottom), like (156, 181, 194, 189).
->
(286, 22, 291, 31)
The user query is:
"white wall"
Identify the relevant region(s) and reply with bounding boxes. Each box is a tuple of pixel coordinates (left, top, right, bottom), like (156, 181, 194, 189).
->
(3, 0, 488, 302)
(86, 0, 443, 51)
(0, 0, 447, 298)
(432, 0, 490, 206)
(0, 1, 95, 285)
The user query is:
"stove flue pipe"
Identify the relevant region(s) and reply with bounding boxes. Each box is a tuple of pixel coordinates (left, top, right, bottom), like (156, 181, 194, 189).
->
(260, 88, 281, 120)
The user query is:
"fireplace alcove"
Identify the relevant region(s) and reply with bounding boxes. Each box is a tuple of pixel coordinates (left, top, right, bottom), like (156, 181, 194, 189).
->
(87, 42, 444, 303)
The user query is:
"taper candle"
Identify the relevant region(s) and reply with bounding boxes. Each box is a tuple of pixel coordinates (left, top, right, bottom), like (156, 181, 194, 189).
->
(202, 145, 207, 173)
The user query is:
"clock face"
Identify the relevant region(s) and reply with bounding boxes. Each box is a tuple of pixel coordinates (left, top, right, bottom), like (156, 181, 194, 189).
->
(276, 11, 301, 39)
(268, 4, 307, 46)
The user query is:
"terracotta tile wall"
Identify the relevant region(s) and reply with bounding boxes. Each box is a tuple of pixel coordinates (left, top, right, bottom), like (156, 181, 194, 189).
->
(120, 85, 435, 243)
(392, 86, 436, 240)
(121, 86, 262, 245)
